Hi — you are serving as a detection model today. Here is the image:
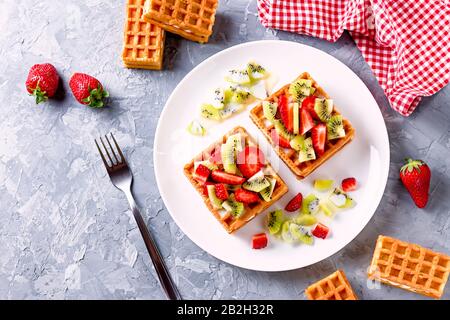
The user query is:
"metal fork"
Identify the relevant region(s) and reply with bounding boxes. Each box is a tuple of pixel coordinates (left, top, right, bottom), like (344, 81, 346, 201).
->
(95, 133, 181, 300)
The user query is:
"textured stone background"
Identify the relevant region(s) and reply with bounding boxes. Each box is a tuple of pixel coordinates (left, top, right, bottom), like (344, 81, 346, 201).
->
(0, 0, 449, 300)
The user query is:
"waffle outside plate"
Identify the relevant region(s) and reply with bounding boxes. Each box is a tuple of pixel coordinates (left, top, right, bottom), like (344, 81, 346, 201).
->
(305, 269, 358, 300)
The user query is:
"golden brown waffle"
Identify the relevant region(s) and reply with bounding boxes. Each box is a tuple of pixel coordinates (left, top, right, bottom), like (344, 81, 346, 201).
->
(122, 0, 165, 70)
(250, 72, 355, 180)
(368, 235, 450, 299)
(143, 0, 218, 43)
(305, 270, 358, 300)
(184, 126, 288, 234)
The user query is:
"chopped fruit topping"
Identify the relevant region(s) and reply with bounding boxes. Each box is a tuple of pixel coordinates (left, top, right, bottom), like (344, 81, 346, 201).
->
(235, 188, 260, 203)
(312, 223, 330, 239)
(207, 185, 224, 209)
(263, 101, 277, 122)
(327, 115, 345, 140)
(252, 233, 268, 249)
(214, 184, 229, 200)
(289, 79, 313, 102)
(314, 98, 333, 122)
(273, 119, 295, 141)
(237, 146, 266, 178)
(260, 178, 277, 202)
(202, 181, 214, 196)
(300, 107, 314, 135)
(298, 137, 316, 163)
(266, 210, 283, 234)
(314, 179, 334, 192)
(341, 177, 357, 192)
(400, 158, 431, 208)
(289, 135, 304, 151)
(302, 96, 318, 119)
(285, 193, 303, 212)
(194, 164, 210, 184)
(209, 146, 222, 164)
(222, 194, 245, 217)
(278, 95, 294, 133)
(293, 102, 300, 134)
(270, 129, 291, 148)
(311, 123, 327, 157)
(210, 170, 246, 185)
(242, 170, 270, 192)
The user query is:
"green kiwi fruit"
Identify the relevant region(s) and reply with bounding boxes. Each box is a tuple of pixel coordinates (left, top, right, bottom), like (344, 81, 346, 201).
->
(222, 195, 244, 218)
(302, 194, 320, 214)
(288, 79, 313, 102)
(289, 223, 314, 245)
(313, 179, 334, 192)
(247, 62, 267, 80)
(327, 115, 346, 140)
(219, 102, 244, 119)
(266, 209, 283, 235)
(298, 137, 316, 163)
(226, 134, 244, 154)
(211, 88, 225, 110)
(314, 98, 333, 122)
(201, 103, 221, 121)
(242, 171, 270, 192)
(281, 221, 296, 243)
(221, 142, 237, 174)
(290, 135, 305, 151)
(207, 185, 223, 209)
(329, 188, 355, 209)
(187, 120, 206, 136)
(262, 101, 277, 122)
(194, 160, 218, 171)
(225, 69, 251, 85)
(260, 177, 276, 201)
(296, 214, 317, 226)
(273, 119, 295, 141)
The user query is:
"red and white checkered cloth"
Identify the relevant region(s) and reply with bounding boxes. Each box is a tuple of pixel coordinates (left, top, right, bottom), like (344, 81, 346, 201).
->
(258, 0, 450, 116)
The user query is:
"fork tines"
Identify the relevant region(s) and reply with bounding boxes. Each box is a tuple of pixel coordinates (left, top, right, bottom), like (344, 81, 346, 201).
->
(95, 133, 126, 169)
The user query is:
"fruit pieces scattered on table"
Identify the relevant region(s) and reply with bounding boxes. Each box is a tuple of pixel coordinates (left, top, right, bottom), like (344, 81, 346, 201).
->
(26, 63, 59, 104)
(252, 233, 268, 249)
(312, 223, 329, 239)
(69, 73, 109, 108)
(400, 158, 431, 208)
(285, 193, 303, 212)
(341, 177, 357, 192)
(237, 146, 265, 178)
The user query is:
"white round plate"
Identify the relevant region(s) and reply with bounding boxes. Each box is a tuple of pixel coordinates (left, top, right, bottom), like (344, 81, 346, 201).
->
(154, 40, 389, 271)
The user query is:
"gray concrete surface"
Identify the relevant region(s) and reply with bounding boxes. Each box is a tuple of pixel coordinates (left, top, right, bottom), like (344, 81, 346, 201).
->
(0, 0, 449, 300)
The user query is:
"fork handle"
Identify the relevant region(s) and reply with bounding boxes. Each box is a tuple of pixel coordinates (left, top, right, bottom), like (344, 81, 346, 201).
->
(124, 192, 182, 300)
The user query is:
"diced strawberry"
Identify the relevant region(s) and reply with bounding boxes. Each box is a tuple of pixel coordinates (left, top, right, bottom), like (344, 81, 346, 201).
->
(285, 193, 303, 212)
(209, 146, 222, 164)
(270, 129, 291, 148)
(202, 181, 214, 196)
(194, 164, 210, 184)
(302, 95, 319, 120)
(211, 170, 246, 185)
(300, 108, 315, 135)
(214, 183, 229, 200)
(235, 188, 260, 203)
(279, 95, 294, 133)
(252, 233, 268, 249)
(311, 123, 327, 157)
(312, 223, 329, 239)
(237, 146, 266, 178)
(342, 177, 357, 192)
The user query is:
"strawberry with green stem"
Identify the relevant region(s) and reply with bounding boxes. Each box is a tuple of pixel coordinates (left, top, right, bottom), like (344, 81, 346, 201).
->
(400, 158, 431, 208)
(69, 73, 109, 108)
(25, 63, 59, 104)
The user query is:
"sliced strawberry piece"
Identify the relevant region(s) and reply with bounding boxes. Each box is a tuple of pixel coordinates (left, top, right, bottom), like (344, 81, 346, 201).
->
(202, 181, 214, 196)
(209, 146, 222, 164)
(237, 146, 266, 178)
(211, 170, 246, 185)
(312, 223, 329, 239)
(342, 177, 357, 192)
(235, 188, 260, 203)
(278, 95, 294, 133)
(300, 107, 315, 135)
(270, 129, 291, 148)
(194, 164, 210, 184)
(311, 123, 327, 157)
(214, 183, 229, 200)
(252, 233, 268, 249)
(285, 193, 303, 212)
(302, 95, 319, 120)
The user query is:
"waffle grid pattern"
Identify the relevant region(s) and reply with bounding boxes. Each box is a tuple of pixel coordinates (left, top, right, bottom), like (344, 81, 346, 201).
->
(305, 270, 358, 300)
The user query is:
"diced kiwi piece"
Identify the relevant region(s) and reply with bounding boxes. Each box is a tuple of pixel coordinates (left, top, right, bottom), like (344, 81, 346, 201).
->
(329, 188, 355, 209)
(289, 79, 313, 102)
(293, 102, 300, 134)
(273, 119, 295, 141)
(296, 214, 317, 226)
(298, 137, 316, 163)
(327, 115, 346, 140)
(187, 120, 206, 136)
(319, 201, 335, 217)
(222, 195, 244, 218)
(302, 194, 320, 215)
(289, 223, 314, 245)
(314, 98, 333, 122)
(290, 135, 304, 151)
(260, 177, 276, 202)
(314, 179, 334, 192)
(281, 221, 296, 243)
(207, 185, 223, 209)
(247, 62, 267, 80)
(225, 69, 251, 85)
(194, 160, 218, 171)
(211, 88, 225, 110)
(219, 102, 244, 119)
(262, 101, 277, 122)
(231, 87, 253, 104)
(201, 103, 221, 121)
(221, 142, 237, 174)
(226, 134, 244, 154)
(242, 171, 270, 192)
(266, 209, 283, 235)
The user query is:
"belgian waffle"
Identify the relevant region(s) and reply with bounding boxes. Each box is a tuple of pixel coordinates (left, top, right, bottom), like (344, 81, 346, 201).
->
(368, 235, 450, 299)
(305, 270, 358, 300)
(184, 126, 288, 234)
(249, 72, 355, 180)
(143, 0, 218, 43)
(122, 0, 165, 70)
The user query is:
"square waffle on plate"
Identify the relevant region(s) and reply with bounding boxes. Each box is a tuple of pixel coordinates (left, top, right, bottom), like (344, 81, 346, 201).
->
(305, 269, 358, 300)
(143, 0, 218, 43)
(184, 126, 288, 234)
(368, 235, 450, 299)
(122, 0, 165, 70)
(250, 72, 355, 180)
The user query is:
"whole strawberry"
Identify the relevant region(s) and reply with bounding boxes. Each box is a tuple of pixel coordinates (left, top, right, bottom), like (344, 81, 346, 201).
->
(400, 158, 431, 208)
(25, 63, 59, 104)
(69, 73, 109, 108)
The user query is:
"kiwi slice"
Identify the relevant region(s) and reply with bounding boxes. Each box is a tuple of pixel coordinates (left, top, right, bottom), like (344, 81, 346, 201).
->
(226, 134, 244, 154)
(242, 170, 270, 192)
(221, 142, 237, 174)
(187, 120, 206, 136)
(329, 188, 355, 209)
(319, 201, 335, 217)
(247, 62, 267, 81)
(289, 224, 314, 245)
(288, 79, 313, 102)
(314, 98, 333, 122)
(219, 102, 244, 119)
(293, 102, 300, 134)
(327, 115, 346, 140)
(222, 195, 244, 218)
(296, 214, 317, 226)
(266, 209, 283, 235)
(314, 179, 334, 192)
(262, 101, 277, 122)
(273, 119, 295, 141)
(302, 194, 320, 215)
(281, 221, 296, 243)
(225, 69, 251, 85)
(260, 177, 276, 202)
(211, 88, 225, 110)
(207, 185, 223, 209)
(194, 160, 218, 171)
(289, 135, 304, 151)
(298, 137, 316, 163)
(201, 103, 221, 121)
